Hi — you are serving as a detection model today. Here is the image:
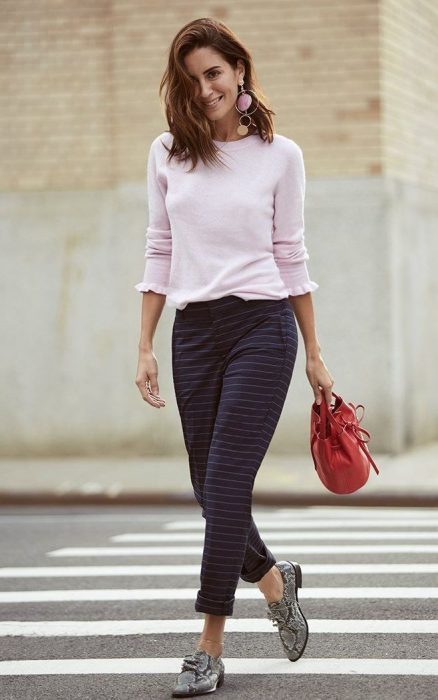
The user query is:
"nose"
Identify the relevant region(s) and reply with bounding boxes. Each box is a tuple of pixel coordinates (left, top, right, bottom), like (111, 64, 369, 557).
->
(197, 80, 213, 101)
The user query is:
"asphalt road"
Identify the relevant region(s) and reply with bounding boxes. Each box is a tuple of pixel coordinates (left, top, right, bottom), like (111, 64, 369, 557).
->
(0, 504, 437, 699)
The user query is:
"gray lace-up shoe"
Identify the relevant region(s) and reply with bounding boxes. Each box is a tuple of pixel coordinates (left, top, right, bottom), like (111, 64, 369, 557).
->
(171, 649, 225, 697)
(266, 560, 309, 662)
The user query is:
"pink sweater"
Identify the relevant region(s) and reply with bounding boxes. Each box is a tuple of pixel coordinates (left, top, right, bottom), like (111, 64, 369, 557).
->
(135, 131, 319, 309)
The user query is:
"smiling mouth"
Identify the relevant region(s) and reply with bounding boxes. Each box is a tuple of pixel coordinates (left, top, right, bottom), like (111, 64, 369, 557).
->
(203, 95, 223, 108)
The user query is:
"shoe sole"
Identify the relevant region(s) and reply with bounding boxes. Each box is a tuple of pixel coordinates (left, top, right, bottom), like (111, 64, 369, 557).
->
(285, 560, 309, 662)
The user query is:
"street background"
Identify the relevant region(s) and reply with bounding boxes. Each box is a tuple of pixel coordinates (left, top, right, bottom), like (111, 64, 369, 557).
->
(1, 0, 438, 468)
(0, 504, 437, 699)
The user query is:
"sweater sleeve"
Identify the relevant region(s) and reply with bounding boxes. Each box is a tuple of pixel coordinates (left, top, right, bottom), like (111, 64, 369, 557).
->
(272, 143, 319, 296)
(134, 138, 172, 295)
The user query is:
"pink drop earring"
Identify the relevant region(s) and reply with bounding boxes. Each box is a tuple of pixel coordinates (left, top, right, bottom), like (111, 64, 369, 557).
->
(235, 79, 259, 136)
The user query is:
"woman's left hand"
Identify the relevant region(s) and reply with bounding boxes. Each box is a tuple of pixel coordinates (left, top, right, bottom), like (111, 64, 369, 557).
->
(306, 353, 335, 406)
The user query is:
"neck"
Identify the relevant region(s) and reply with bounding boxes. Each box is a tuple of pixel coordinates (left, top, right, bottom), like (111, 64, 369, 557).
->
(213, 125, 256, 142)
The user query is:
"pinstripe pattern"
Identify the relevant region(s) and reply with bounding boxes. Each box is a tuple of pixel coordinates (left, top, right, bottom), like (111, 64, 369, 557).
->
(171, 295, 298, 616)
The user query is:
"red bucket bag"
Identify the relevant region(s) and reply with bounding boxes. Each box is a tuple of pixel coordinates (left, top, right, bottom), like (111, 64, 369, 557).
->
(310, 392, 380, 494)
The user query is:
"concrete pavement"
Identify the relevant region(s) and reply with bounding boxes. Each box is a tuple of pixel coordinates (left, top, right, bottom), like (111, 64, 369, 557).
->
(0, 440, 437, 506)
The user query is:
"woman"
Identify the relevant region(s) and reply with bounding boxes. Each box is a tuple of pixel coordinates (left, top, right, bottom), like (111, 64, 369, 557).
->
(135, 17, 334, 698)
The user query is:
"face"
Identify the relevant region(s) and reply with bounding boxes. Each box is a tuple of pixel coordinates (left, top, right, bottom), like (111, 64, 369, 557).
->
(183, 46, 244, 124)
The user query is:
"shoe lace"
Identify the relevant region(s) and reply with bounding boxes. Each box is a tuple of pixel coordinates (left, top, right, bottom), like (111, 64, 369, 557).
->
(266, 603, 289, 632)
(180, 652, 205, 676)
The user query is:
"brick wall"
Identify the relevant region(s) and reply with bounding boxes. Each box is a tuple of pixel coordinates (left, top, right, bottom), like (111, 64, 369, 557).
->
(0, 1, 436, 189)
(0, 0, 114, 190)
(380, 0, 438, 189)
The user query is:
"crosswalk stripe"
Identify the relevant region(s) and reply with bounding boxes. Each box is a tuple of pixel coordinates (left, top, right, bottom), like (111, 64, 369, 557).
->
(0, 588, 436, 603)
(272, 507, 438, 517)
(112, 531, 438, 542)
(163, 519, 438, 530)
(0, 619, 437, 636)
(2, 508, 434, 526)
(47, 544, 438, 556)
(0, 657, 437, 676)
(1, 563, 438, 577)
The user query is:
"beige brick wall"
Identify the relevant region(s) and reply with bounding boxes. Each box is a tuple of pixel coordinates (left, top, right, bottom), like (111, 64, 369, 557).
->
(1, 1, 436, 191)
(380, 0, 438, 190)
(0, 0, 114, 190)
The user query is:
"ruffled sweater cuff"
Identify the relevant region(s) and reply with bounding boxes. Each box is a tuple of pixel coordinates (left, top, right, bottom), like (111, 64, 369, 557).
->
(134, 282, 168, 295)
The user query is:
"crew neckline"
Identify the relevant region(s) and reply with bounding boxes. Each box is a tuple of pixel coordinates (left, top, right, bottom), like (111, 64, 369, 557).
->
(212, 133, 260, 150)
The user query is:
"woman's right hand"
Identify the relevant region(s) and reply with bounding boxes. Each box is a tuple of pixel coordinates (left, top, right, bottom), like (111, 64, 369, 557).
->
(135, 349, 166, 408)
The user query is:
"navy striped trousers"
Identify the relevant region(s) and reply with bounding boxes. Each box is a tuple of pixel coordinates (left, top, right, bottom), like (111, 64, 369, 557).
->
(171, 295, 298, 616)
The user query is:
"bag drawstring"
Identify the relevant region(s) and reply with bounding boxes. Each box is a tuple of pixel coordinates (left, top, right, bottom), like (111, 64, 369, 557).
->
(318, 400, 380, 475)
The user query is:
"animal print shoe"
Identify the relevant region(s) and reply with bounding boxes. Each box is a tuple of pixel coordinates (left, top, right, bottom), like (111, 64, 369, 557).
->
(171, 648, 225, 697)
(266, 560, 309, 662)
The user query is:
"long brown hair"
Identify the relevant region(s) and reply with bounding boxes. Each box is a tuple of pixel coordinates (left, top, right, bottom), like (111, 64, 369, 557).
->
(157, 17, 276, 172)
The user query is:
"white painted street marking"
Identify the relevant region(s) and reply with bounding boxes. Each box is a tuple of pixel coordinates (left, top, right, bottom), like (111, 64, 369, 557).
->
(0, 657, 437, 676)
(2, 563, 438, 578)
(0, 587, 437, 603)
(112, 531, 438, 542)
(47, 544, 438, 556)
(272, 507, 438, 517)
(0, 504, 437, 529)
(164, 518, 438, 530)
(0, 618, 437, 637)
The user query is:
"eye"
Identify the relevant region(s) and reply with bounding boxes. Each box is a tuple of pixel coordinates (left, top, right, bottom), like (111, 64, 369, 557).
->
(190, 70, 220, 81)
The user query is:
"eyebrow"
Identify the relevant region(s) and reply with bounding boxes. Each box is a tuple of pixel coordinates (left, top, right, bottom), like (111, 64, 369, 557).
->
(188, 65, 221, 79)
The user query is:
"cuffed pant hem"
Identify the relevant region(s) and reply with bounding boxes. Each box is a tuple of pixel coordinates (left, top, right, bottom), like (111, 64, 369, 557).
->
(195, 592, 235, 617)
(240, 556, 277, 584)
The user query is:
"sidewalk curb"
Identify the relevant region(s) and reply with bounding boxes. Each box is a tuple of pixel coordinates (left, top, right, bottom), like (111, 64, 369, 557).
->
(0, 491, 437, 507)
